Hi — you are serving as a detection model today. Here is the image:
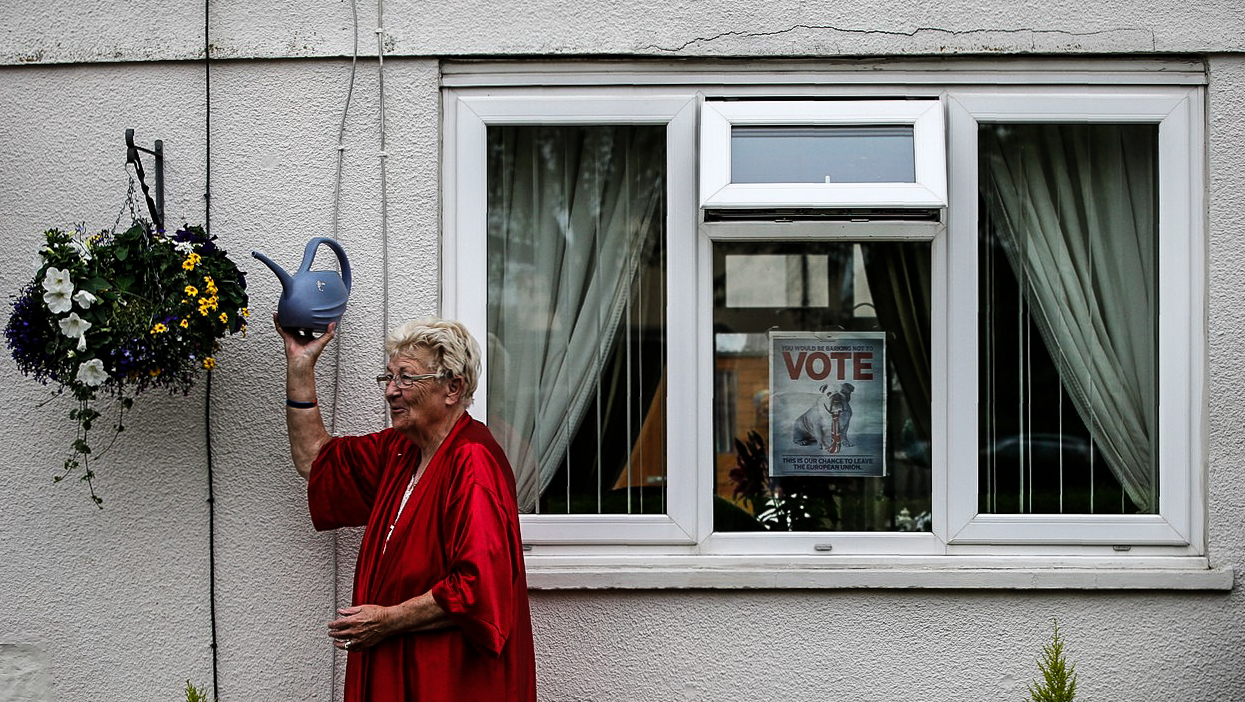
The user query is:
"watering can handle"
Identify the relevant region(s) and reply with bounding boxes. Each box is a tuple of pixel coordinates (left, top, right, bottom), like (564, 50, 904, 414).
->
(302, 237, 352, 291)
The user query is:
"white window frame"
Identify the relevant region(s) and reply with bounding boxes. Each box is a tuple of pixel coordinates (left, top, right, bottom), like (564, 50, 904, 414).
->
(943, 87, 1206, 551)
(700, 99, 947, 210)
(442, 89, 702, 545)
(441, 68, 1218, 587)
(695, 219, 949, 557)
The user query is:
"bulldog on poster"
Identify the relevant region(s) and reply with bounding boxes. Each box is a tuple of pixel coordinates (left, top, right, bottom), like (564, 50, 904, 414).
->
(769, 331, 887, 477)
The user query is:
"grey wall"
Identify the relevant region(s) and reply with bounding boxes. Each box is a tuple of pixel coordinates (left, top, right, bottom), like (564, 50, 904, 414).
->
(0, 1, 1242, 700)
(2, 0, 1243, 62)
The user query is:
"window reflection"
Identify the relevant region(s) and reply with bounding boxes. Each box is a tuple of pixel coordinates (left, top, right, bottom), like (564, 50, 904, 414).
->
(712, 240, 932, 533)
(731, 125, 916, 184)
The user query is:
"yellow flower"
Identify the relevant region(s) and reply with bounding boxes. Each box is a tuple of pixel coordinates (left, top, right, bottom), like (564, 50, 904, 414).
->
(179, 319, 189, 329)
(182, 253, 202, 271)
(198, 296, 219, 316)
(219, 312, 228, 324)
(150, 323, 168, 334)
(204, 276, 218, 296)
(240, 307, 249, 318)
(185, 285, 199, 297)
(202, 357, 216, 370)
(149, 368, 161, 377)
(239, 324, 247, 337)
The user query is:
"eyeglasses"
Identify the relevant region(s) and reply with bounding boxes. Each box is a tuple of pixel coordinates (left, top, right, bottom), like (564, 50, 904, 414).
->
(375, 372, 440, 391)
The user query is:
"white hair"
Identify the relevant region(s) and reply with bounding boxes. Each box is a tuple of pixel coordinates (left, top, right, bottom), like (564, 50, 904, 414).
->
(384, 317, 481, 406)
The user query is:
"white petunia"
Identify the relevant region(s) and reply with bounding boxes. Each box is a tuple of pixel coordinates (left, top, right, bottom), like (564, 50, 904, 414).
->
(42, 267, 76, 313)
(43, 288, 72, 314)
(73, 290, 96, 309)
(174, 241, 195, 255)
(33, 252, 45, 273)
(76, 332, 88, 352)
(58, 312, 92, 341)
(76, 358, 108, 387)
(42, 266, 72, 294)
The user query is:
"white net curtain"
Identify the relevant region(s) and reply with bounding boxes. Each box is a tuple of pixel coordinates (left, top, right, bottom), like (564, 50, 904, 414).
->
(980, 123, 1158, 513)
(485, 125, 666, 513)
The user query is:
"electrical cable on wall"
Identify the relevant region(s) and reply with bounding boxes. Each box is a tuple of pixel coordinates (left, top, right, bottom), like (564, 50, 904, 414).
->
(194, 1, 383, 697)
(203, 0, 220, 698)
(195, 0, 374, 698)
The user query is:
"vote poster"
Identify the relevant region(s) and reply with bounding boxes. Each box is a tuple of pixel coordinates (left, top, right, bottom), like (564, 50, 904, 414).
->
(768, 331, 887, 477)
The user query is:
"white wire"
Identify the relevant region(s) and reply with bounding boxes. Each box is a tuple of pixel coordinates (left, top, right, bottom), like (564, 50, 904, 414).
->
(331, 0, 360, 244)
(325, 7, 390, 694)
(328, 0, 360, 441)
(328, 2, 360, 700)
(376, 0, 390, 350)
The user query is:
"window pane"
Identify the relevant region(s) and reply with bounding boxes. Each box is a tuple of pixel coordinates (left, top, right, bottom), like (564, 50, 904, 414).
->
(712, 240, 932, 533)
(725, 254, 831, 307)
(486, 125, 667, 515)
(731, 126, 916, 184)
(978, 123, 1158, 515)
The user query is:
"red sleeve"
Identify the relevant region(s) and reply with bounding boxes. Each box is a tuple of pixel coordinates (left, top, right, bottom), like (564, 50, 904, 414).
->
(307, 432, 388, 531)
(430, 446, 520, 657)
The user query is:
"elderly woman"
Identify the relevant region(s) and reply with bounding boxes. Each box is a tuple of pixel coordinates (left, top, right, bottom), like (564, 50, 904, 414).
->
(278, 315, 536, 701)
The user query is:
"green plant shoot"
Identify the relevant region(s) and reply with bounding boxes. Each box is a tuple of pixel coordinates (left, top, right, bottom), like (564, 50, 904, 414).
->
(1028, 620, 1078, 702)
(184, 679, 215, 702)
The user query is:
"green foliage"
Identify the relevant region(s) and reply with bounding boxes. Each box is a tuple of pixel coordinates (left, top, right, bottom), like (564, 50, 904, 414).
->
(728, 430, 840, 530)
(6, 220, 249, 506)
(1028, 620, 1078, 702)
(184, 680, 215, 702)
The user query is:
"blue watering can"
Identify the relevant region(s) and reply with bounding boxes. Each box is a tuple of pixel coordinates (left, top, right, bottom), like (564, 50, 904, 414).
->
(252, 237, 352, 335)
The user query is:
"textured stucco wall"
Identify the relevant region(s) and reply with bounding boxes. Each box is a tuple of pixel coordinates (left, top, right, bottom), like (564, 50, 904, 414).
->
(530, 589, 1245, 700)
(0, 2, 1243, 701)
(0, 55, 440, 701)
(1, 0, 1244, 64)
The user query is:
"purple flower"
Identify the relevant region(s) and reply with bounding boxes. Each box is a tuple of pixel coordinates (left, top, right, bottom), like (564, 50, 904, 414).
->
(6, 283, 58, 383)
(172, 226, 218, 255)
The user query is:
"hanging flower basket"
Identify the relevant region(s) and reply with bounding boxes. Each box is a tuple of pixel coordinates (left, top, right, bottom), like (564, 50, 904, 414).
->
(5, 220, 248, 505)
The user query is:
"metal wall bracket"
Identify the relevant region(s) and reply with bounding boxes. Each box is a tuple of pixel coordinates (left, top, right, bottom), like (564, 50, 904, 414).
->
(125, 128, 164, 231)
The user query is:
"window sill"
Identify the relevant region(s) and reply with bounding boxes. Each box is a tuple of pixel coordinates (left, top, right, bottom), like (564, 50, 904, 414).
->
(524, 555, 1234, 591)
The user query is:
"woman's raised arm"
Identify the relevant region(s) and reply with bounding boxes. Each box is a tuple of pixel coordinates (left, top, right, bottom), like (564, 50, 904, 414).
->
(276, 314, 336, 480)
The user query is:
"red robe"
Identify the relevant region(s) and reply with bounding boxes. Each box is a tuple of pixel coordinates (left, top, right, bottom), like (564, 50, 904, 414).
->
(308, 414, 536, 702)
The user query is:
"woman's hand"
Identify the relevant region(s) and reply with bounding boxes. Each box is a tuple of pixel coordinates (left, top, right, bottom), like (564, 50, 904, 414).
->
(328, 605, 394, 652)
(274, 313, 336, 369)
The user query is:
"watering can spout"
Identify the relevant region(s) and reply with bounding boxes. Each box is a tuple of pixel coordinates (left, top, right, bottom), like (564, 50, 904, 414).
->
(251, 250, 294, 292)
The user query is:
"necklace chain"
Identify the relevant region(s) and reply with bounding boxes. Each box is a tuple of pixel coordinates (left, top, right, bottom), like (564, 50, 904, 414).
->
(382, 467, 420, 553)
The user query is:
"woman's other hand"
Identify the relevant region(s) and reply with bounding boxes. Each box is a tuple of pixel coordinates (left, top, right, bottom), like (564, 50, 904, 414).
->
(328, 605, 394, 651)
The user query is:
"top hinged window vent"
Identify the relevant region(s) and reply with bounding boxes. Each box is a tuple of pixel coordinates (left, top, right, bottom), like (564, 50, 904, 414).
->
(700, 99, 947, 212)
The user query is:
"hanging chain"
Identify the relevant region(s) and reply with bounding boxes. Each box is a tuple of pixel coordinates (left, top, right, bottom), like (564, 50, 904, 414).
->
(111, 170, 143, 237)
